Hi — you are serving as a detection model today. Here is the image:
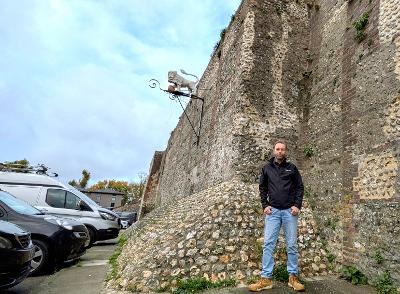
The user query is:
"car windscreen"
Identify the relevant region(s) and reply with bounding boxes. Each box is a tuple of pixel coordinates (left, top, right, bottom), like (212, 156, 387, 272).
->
(62, 182, 100, 208)
(0, 191, 43, 215)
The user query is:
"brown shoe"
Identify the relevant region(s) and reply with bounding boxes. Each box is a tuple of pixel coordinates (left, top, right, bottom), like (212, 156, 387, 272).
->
(288, 275, 305, 292)
(248, 277, 273, 292)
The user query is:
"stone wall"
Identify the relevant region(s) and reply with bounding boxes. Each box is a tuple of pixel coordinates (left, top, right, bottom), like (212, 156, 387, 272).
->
(108, 181, 328, 292)
(151, 0, 310, 204)
(301, 0, 400, 283)
(126, 0, 400, 289)
(138, 151, 164, 217)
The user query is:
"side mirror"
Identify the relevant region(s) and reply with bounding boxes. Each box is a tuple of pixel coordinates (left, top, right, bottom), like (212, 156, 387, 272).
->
(77, 200, 89, 211)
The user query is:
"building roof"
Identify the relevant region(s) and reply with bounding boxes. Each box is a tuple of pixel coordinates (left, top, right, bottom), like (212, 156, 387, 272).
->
(79, 188, 125, 195)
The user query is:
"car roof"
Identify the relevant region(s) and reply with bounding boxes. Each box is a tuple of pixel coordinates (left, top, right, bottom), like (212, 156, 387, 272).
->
(0, 172, 64, 188)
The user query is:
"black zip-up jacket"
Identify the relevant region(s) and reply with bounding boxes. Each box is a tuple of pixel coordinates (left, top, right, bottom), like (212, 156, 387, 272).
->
(259, 157, 304, 210)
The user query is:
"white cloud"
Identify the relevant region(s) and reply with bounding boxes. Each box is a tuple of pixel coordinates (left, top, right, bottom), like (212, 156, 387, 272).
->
(0, 0, 241, 183)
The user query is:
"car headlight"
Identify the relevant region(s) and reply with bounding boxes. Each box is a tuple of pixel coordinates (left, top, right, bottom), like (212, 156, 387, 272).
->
(44, 217, 73, 230)
(0, 236, 13, 249)
(99, 212, 116, 221)
(56, 219, 73, 231)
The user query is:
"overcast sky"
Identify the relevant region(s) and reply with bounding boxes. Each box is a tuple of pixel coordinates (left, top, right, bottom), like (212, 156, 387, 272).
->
(0, 0, 241, 184)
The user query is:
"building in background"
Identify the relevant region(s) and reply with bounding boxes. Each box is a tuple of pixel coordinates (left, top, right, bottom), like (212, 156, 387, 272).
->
(80, 188, 124, 209)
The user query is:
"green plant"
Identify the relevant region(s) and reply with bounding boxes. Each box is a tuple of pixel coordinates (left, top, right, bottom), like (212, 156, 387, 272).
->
(304, 187, 312, 198)
(275, 3, 284, 15)
(273, 264, 289, 282)
(327, 252, 335, 263)
(341, 266, 368, 285)
(220, 28, 227, 39)
(276, 246, 287, 256)
(303, 145, 314, 157)
(375, 271, 397, 294)
(173, 277, 237, 294)
(353, 11, 370, 43)
(333, 76, 338, 86)
(247, 276, 259, 284)
(106, 234, 127, 281)
(253, 241, 263, 261)
(325, 216, 339, 230)
(375, 250, 384, 264)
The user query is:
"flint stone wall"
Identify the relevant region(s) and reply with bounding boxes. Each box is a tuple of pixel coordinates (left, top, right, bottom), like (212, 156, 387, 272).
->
(126, 0, 400, 290)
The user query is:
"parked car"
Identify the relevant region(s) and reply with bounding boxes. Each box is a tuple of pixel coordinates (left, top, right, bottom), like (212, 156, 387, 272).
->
(120, 219, 129, 229)
(0, 172, 120, 246)
(0, 190, 89, 274)
(0, 220, 34, 289)
(115, 211, 137, 229)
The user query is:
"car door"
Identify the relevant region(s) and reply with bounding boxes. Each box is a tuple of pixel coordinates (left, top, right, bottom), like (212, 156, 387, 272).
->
(36, 188, 83, 219)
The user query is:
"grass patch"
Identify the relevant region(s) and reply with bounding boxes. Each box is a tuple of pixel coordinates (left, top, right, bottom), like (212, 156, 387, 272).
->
(375, 271, 398, 294)
(273, 264, 289, 282)
(173, 277, 237, 294)
(341, 266, 368, 285)
(247, 276, 259, 284)
(327, 252, 335, 263)
(106, 234, 127, 281)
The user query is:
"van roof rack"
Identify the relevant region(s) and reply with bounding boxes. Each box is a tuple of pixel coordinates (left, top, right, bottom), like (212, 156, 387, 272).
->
(0, 162, 58, 177)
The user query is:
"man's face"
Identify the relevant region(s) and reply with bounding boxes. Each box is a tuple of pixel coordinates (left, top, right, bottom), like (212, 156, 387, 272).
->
(273, 143, 286, 160)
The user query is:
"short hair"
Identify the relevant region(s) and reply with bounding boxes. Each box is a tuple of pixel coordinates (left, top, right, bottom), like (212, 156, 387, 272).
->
(273, 139, 287, 149)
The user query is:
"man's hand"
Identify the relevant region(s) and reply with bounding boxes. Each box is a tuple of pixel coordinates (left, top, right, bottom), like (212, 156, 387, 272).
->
(290, 206, 299, 216)
(264, 206, 272, 215)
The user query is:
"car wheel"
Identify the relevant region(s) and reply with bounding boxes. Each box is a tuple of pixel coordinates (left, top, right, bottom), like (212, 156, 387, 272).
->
(87, 226, 96, 247)
(31, 239, 51, 275)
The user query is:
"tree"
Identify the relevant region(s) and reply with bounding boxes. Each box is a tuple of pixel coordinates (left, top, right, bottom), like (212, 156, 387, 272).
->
(69, 169, 91, 189)
(79, 170, 90, 189)
(88, 172, 148, 206)
(1, 159, 31, 171)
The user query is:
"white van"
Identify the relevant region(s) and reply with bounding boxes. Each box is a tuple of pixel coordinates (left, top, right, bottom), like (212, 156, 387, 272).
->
(0, 172, 120, 245)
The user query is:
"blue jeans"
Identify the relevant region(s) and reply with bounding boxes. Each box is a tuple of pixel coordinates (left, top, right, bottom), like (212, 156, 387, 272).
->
(261, 207, 299, 278)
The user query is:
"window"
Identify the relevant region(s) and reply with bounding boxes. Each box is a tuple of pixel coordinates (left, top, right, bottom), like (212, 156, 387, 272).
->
(111, 196, 116, 201)
(46, 189, 66, 208)
(0, 191, 41, 215)
(96, 195, 101, 201)
(110, 202, 115, 208)
(65, 192, 80, 209)
(46, 189, 89, 210)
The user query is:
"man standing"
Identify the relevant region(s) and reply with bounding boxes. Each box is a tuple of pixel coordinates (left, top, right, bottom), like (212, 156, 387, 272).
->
(249, 140, 305, 292)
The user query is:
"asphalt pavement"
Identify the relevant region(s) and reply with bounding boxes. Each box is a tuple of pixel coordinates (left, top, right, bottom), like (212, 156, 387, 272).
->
(3, 238, 118, 294)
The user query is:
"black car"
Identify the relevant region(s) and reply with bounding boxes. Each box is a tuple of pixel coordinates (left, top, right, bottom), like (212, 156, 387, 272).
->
(115, 211, 137, 228)
(0, 190, 89, 275)
(0, 220, 34, 289)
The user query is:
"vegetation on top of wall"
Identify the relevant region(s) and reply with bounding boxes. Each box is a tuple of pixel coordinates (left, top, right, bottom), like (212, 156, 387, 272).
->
(341, 266, 368, 285)
(353, 11, 370, 43)
(374, 271, 398, 294)
(211, 28, 227, 58)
